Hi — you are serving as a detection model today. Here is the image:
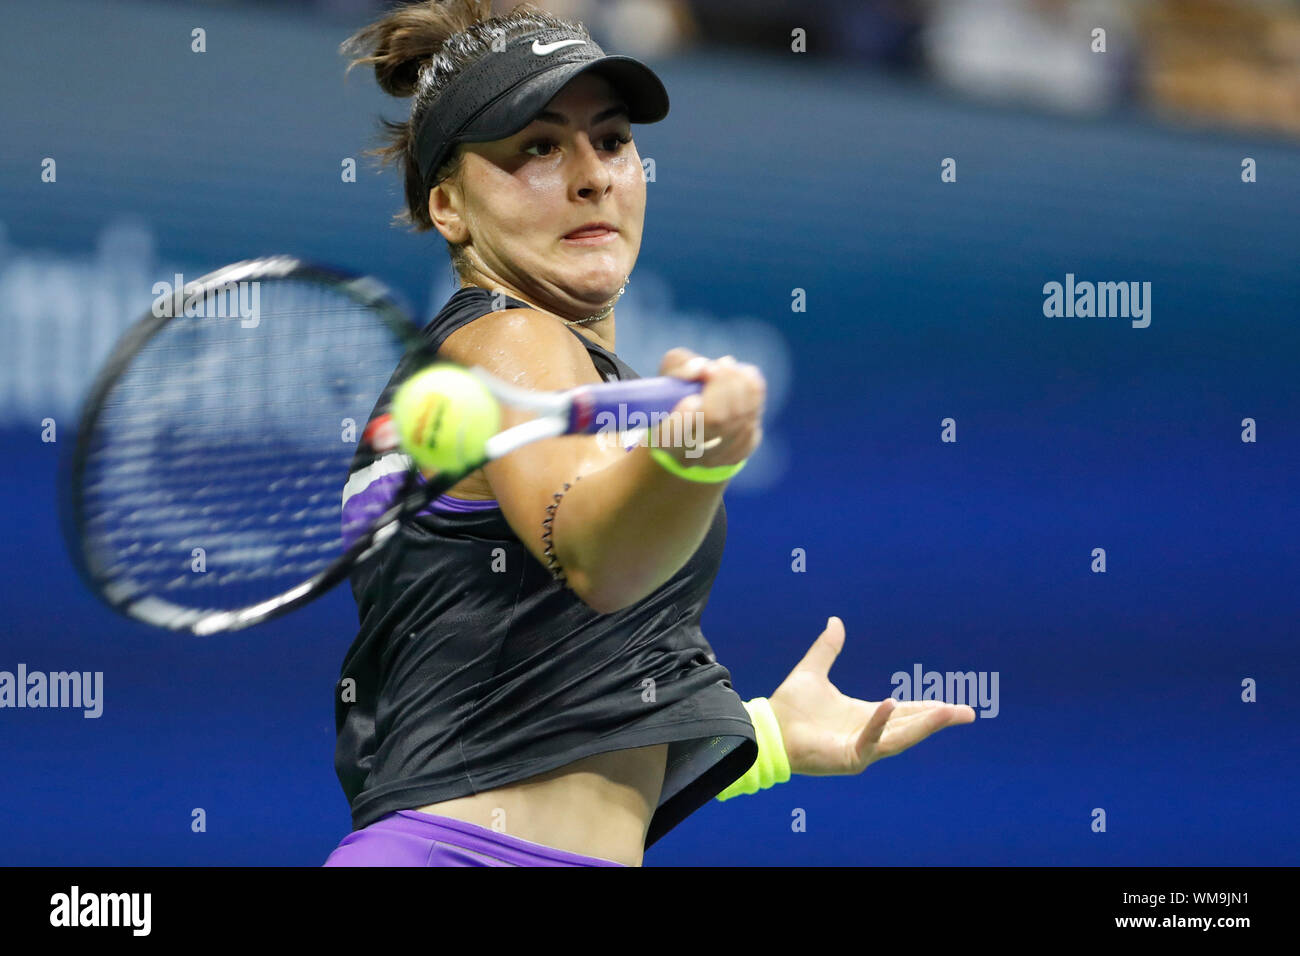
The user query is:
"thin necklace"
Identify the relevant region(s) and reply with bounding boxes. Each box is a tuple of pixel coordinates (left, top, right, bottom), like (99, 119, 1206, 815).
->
(564, 275, 629, 327)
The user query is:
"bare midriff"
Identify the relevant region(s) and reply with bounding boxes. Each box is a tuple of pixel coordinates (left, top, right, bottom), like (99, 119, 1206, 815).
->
(414, 743, 668, 867)
(414, 480, 667, 867)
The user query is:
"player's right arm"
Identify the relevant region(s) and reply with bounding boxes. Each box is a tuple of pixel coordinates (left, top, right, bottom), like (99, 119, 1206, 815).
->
(438, 308, 765, 614)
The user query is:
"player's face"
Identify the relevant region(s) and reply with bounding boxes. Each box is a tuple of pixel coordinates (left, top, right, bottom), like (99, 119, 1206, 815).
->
(439, 73, 646, 317)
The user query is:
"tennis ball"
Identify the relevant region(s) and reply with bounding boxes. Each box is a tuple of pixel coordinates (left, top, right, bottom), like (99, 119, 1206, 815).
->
(391, 364, 499, 474)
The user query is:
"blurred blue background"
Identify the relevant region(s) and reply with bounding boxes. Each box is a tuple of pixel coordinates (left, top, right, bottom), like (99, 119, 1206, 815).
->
(2, 0, 1297, 865)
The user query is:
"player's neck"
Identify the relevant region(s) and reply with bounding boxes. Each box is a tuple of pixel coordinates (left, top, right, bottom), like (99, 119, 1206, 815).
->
(566, 314, 614, 354)
(459, 278, 616, 352)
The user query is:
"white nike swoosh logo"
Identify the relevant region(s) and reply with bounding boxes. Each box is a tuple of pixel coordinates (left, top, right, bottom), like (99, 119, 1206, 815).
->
(532, 38, 586, 55)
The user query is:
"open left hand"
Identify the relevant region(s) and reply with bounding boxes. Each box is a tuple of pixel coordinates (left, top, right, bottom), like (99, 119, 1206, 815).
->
(767, 617, 976, 776)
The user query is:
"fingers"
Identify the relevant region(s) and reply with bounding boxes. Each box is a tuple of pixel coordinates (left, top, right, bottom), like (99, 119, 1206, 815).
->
(657, 347, 706, 379)
(866, 697, 896, 740)
(910, 703, 976, 736)
(703, 355, 765, 421)
(872, 702, 976, 759)
(853, 698, 897, 759)
(655, 349, 767, 468)
(658, 351, 766, 410)
(892, 701, 977, 724)
(795, 616, 846, 677)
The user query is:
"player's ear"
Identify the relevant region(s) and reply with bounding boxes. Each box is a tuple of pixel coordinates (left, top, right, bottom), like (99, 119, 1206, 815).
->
(428, 175, 468, 245)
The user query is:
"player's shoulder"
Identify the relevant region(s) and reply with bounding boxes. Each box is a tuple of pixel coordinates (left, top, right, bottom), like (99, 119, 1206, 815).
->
(441, 306, 598, 386)
(444, 305, 584, 358)
(457, 304, 568, 337)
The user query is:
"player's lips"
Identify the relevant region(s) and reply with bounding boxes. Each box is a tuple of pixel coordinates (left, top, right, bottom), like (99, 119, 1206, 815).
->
(562, 222, 618, 244)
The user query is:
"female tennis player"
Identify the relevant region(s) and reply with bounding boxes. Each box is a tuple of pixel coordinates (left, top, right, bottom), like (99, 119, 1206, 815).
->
(324, 0, 974, 868)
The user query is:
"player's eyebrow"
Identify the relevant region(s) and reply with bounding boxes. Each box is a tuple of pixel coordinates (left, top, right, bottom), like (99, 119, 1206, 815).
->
(530, 105, 629, 127)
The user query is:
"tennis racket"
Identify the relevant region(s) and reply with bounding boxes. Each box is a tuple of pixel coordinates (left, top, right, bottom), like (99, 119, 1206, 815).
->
(61, 255, 702, 635)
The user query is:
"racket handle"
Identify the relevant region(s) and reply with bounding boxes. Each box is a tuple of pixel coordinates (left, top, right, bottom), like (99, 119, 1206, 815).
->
(566, 376, 703, 435)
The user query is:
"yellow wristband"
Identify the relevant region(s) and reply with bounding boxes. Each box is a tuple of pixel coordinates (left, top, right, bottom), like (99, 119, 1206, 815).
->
(715, 697, 791, 802)
(648, 445, 748, 484)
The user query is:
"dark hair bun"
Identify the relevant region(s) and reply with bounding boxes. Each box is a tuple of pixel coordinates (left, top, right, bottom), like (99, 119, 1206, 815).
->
(343, 0, 495, 98)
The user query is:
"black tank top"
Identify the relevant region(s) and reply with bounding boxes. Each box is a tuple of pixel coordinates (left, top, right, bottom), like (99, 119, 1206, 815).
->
(334, 286, 757, 849)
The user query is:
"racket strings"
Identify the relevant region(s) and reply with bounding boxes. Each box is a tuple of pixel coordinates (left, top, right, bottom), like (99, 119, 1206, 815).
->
(78, 277, 408, 611)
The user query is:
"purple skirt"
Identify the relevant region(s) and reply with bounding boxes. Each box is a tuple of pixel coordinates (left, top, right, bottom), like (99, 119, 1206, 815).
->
(323, 810, 628, 867)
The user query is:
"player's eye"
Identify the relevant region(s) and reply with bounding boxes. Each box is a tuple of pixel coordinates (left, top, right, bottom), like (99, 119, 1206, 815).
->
(522, 133, 631, 158)
(522, 138, 558, 158)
